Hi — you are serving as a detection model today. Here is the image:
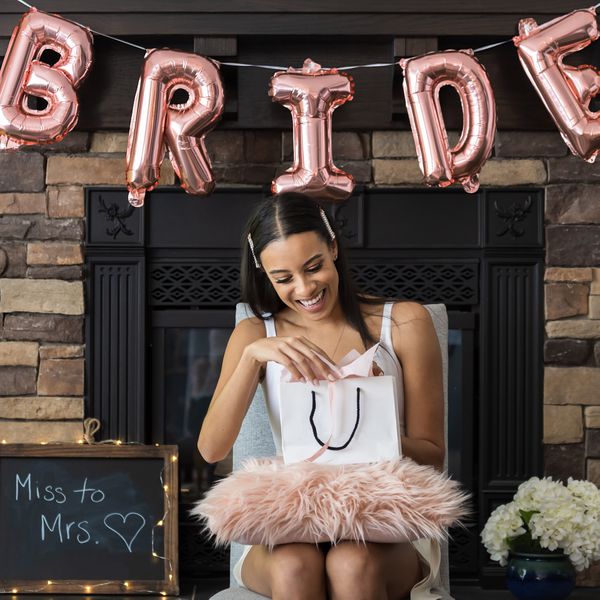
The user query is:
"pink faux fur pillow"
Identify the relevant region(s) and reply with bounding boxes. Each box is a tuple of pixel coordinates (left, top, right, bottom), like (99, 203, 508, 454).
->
(192, 456, 470, 548)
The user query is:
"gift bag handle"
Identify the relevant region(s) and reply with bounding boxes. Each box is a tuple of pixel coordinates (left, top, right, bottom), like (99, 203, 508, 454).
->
(309, 387, 361, 451)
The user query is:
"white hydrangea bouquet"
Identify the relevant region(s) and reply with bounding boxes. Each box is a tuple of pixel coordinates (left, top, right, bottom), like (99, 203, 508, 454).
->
(481, 476, 600, 571)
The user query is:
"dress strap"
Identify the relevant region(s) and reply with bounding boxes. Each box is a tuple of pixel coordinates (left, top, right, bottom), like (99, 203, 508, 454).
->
(264, 316, 277, 338)
(379, 302, 394, 348)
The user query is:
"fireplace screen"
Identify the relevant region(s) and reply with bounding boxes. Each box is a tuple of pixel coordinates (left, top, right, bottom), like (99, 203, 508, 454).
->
(87, 186, 544, 586)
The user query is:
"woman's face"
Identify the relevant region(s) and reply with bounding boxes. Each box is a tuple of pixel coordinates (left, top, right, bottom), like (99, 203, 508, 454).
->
(259, 231, 339, 321)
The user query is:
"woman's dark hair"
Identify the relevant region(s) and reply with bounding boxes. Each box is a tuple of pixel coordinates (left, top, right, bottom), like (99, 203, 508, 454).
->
(241, 193, 382, 348)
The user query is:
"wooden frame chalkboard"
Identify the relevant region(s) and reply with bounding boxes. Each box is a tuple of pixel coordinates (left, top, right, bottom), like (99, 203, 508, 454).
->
(0, 444, 178, 595)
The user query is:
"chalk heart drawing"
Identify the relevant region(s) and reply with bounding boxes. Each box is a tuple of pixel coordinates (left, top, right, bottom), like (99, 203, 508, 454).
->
(103, 512, 146, 553)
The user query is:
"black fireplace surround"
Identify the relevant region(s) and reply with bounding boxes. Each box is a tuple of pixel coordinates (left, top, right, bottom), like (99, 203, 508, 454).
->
(85, 186, 544, 588)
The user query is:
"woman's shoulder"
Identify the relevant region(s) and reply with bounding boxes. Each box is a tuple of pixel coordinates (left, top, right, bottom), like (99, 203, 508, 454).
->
(390, 300, 433, 326)
(359, 297, 430, 327)
(232, 315, 267, 342)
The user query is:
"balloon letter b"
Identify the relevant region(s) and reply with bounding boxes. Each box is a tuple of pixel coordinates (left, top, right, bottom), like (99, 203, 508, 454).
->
(401, 50, 496, 193)
(269, 59, 355, 203)
(127, 49, 224, 207)
(0, 8, 93, 150)
(514, 9, 600, 162)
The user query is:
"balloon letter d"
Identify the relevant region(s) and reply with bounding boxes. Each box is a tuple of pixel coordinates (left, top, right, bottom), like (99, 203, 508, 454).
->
(401, 50, 496, 193)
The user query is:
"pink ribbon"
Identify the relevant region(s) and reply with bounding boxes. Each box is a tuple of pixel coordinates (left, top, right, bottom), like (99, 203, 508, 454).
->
(281, 343, 380, 462)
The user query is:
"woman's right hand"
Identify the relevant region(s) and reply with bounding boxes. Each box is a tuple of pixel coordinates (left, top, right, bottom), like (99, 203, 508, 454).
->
(245, 336, 341, 385)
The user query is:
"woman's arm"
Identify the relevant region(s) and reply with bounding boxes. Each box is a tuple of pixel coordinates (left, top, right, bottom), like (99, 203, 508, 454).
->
(197, 318, 265, 463)
(197, 317, 341, 463)
(391, 302, 445, 471)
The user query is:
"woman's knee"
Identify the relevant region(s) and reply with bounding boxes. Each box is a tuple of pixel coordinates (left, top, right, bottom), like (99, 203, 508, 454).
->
(270, 544, 326, 590)
(326, 542, 384, 590)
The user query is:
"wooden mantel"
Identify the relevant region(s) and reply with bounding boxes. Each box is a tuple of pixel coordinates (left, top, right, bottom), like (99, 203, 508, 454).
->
(0, 0, 592, 36)
(0, 1, 596, 130)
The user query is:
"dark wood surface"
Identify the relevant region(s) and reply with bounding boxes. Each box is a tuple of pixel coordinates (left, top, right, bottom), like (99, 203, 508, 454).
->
(0, 2, 585, 129)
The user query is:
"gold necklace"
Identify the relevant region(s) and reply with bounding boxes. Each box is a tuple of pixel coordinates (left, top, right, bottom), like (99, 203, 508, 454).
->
(305, 321, 347, 363)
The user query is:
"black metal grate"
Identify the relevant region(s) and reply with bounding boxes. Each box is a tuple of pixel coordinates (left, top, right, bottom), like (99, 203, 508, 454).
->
(149, 262, 478, 307)
(149, 263, 241, 307)
(351, 263, 478, 305)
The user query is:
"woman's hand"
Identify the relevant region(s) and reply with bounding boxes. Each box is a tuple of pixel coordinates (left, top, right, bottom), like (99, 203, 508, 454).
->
(245, 336, 341, 385)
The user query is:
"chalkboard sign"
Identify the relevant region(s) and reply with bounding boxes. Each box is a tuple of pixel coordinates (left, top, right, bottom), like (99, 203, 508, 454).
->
(0, 444, 178, 595)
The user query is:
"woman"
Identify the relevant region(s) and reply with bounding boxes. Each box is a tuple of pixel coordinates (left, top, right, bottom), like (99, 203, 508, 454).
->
(198, 193, 445, 600)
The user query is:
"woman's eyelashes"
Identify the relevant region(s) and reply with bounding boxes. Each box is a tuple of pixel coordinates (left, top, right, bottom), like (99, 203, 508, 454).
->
(274, 263, 323, 285)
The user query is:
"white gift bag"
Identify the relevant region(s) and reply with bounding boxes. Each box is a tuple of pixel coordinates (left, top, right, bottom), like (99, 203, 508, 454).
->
(280, 344, 403, 465)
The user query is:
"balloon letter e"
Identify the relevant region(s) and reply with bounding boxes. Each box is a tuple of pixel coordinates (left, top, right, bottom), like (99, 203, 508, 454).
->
(514, 9, 600, 162)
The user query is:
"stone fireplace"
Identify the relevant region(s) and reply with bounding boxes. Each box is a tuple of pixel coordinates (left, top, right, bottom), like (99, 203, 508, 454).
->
(2, 127, 600, 586)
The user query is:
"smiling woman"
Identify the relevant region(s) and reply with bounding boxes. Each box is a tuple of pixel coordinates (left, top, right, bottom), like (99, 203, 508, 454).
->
(197, 193, 446, 600)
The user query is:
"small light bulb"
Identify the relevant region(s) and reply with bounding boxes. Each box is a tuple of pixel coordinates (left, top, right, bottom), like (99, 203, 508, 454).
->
(1, 440, 7, 444)
(171, 455, 177, 462)
(85, 585, 91, 593)
(47, 580, 53, 585)
(160, 592, 167, 596)
(116, 440, 122, 445)
(152, 552, 158, 557)
(155, 443, 160, 447)
(11, 589, 17, 593)
(124, 582, 129, 588)
(77, 439, 84, 444)
(157, 520, 164, 526)
(169, 574, 173, 581)
(163, 485, 168, 491)
(40, 441, 48, 445)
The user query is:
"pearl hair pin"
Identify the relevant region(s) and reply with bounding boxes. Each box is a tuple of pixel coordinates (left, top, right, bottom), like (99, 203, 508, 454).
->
(247, 207, 336, 270)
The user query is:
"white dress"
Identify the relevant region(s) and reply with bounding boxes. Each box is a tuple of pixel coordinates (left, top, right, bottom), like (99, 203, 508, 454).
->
(233, 302, 444, 599)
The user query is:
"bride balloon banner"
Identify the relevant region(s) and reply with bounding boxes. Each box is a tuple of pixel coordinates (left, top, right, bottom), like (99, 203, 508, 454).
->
(269, 58, 355, 203)
(400, 50, 496, 193)
(126, 49, 224, 207)
(4, 2, 600, 201)
(0, 8, 93, 151)
(513, 8, 600, 163)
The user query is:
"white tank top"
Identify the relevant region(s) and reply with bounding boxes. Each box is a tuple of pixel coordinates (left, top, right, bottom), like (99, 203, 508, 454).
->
(261, 301, 406, 455)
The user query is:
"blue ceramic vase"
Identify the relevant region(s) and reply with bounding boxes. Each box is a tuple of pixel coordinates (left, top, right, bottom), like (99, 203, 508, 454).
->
(506, 551, 576, 600)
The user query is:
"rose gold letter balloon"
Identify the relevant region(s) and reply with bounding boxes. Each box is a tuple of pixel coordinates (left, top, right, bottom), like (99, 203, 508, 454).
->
(400, 50, 496, 193)
(127, 49, 224, 207)
(0, 8, 93, 150)
(269, 58, 355, 203)
(514, 9, 600, 162)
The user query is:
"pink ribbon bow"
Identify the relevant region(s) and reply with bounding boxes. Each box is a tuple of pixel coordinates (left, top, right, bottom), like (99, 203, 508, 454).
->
(281, 343, 380, 462)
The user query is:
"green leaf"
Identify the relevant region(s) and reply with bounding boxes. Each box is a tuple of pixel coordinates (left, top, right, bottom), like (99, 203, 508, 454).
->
(507, 532, 543, 554)
(519, 509, 539, 527)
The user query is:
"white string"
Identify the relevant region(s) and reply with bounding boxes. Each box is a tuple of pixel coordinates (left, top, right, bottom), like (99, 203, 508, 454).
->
(83, 29, 146, 51)
(15, 0, 576, 70)
(473, 39, 514, 53)
(220, 61, 287, 70)
(15, 0, 147, 51)
(13, 0, 600, 67)
(338, 62, 395, 70)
